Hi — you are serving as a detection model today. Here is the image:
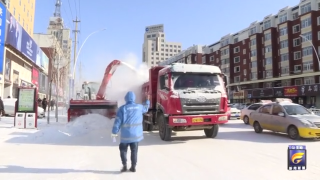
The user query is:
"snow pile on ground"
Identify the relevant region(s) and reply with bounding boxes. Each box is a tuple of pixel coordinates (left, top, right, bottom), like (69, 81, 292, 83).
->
(63, 114, 114, 136)
(10, 114, 116, 144)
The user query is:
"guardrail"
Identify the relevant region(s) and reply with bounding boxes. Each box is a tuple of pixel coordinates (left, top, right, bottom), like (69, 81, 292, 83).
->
(308, 109, 320, 116)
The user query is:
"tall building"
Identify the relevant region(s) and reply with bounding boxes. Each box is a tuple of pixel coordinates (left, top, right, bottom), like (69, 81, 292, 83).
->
(34, 0, 72, 100)
(160, 0, 320, 107)
(142, 24, 182, 67)
(5, 0, 36, 36)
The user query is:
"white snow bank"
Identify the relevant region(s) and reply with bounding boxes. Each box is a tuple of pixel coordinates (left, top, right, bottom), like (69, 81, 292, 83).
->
(63, 113, 114, 136)
(13, 114, 115, 144)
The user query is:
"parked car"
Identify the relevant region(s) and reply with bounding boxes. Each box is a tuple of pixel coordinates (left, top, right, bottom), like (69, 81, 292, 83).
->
(249, 98, 320, 140)
(2, 98, 45, 118)
(227, 104, 240, 120)
(240, 100, 272, 124)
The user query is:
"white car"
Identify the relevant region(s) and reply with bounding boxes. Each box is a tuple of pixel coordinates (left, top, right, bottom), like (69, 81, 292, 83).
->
(2, 98, 45, 118)
(229, 107, 241, 119)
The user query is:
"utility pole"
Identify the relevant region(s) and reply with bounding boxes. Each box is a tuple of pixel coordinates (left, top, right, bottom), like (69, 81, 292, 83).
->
(72, 17, 80, 96)
(55, 55, 60, 122)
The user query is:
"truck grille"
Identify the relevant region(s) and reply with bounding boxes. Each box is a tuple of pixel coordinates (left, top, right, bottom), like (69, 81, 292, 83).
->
(180, 98, 220, 114)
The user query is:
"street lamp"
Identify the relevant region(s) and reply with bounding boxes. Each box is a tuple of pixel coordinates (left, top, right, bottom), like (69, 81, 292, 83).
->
(69, 28, 106, 99)
(299, 34, 320, 69)
(72, 28, 106, 79)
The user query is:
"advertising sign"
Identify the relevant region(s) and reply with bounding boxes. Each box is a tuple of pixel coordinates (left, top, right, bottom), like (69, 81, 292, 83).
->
(252, 88, 273, 98)
(5, 11, 22, 51)
(274, 87, 284, 97)
(233, 91, 244, 99)
(5, 10, 49, 67)
(298, 84, 319, 96)
(284, 86, 298, 97)
(21, 30, 37, 63)
(18, 88, 35, 112)
(0, 3, 6, 74)
(31, 67, 39, 89)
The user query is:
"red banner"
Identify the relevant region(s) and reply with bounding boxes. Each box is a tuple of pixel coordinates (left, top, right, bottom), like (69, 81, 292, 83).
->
(32, 67, 39, 89)
(284, 86, 298, 97)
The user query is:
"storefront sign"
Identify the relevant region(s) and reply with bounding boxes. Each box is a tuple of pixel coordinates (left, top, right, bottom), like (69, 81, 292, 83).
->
(284, 86, 298, 97)
(21, 80, 32, 87)
(5, 10, 49, 71)
(274, 87, 283, 97)
(298, 84, 319, 96)
(233, 91, 244, 99)
(31, 67, 39, 89)
(251, 88, 273, 98)
(0, 3, 6, 74)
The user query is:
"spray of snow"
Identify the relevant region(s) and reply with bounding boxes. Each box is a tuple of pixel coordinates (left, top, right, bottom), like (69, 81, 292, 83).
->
(105, 53, 149, 106)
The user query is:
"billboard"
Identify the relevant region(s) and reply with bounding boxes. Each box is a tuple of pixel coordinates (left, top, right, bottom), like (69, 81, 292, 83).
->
(0, 3, 7, 74)
(31, 67, 39, 89)
(36, 48, 49, 74)
(21, 29, 37, 62)
(5, 10, 49, 73)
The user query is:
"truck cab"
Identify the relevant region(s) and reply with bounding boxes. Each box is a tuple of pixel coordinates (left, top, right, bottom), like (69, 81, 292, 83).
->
(142, 63, 229, 141)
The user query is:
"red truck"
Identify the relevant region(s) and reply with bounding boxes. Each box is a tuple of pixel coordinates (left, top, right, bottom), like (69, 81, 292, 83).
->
(141, 63, 229, 141)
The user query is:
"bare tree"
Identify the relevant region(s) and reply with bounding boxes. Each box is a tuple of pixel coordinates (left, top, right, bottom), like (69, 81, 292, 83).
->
(44, 34, 69, 123)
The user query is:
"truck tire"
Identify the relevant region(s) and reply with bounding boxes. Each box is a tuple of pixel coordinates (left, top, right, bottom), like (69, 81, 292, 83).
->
(157, 113, 172, 141)
(204, 124, 219, 138)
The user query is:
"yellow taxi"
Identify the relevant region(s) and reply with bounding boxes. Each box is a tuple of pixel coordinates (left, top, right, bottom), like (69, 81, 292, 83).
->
(249, 98, 320, 140)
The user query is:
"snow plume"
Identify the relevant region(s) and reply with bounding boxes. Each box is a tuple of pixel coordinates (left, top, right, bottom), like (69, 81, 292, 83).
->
(105, 53, 149, 106)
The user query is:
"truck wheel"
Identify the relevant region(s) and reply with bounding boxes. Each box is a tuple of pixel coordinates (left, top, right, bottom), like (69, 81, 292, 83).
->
(158, 113, 172, 141)
(204, 124, 219, 138)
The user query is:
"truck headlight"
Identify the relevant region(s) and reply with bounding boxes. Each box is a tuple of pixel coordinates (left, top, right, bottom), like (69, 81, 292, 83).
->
(301, 120, 317, 128)
(173, 118, 187, 123)
(218, 116, 228, 121)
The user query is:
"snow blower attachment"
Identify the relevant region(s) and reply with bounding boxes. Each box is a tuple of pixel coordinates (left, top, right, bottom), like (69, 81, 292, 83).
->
(67, 60, 122, 122)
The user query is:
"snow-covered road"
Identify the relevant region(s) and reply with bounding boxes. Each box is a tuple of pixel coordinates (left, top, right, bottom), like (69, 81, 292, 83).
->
(0, 115, 319, 180)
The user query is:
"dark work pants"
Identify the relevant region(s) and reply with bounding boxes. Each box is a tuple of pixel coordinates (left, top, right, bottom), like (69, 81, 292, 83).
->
(119, 142, 139, 167)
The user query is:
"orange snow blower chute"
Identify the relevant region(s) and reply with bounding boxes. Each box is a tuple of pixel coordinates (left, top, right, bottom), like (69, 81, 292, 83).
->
(67, 60, 122, 122)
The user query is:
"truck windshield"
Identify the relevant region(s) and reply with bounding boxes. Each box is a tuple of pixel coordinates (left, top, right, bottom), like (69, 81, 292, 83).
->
(172, 73, 221, 90)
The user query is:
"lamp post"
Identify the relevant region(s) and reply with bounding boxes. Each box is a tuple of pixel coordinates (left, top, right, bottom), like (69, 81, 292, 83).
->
(70, 28, 106, 98)
(299, 34, 320, 69)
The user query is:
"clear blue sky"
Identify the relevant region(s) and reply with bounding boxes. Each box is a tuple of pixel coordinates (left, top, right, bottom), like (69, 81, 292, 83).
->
(34, 0, 299, 81)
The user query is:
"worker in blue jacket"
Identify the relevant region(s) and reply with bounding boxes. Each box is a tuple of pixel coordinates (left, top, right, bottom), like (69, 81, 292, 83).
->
(111, 91, 150, 173)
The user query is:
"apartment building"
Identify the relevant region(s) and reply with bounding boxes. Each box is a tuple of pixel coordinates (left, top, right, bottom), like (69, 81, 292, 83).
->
(5, 0, 36, 36)
(159, 0, 320, 107)
(142, 24, 182, 67)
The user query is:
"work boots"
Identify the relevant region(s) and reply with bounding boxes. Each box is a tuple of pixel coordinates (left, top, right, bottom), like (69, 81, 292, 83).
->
(129, 166, 136, 172)
(120, 166, 127, 172)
